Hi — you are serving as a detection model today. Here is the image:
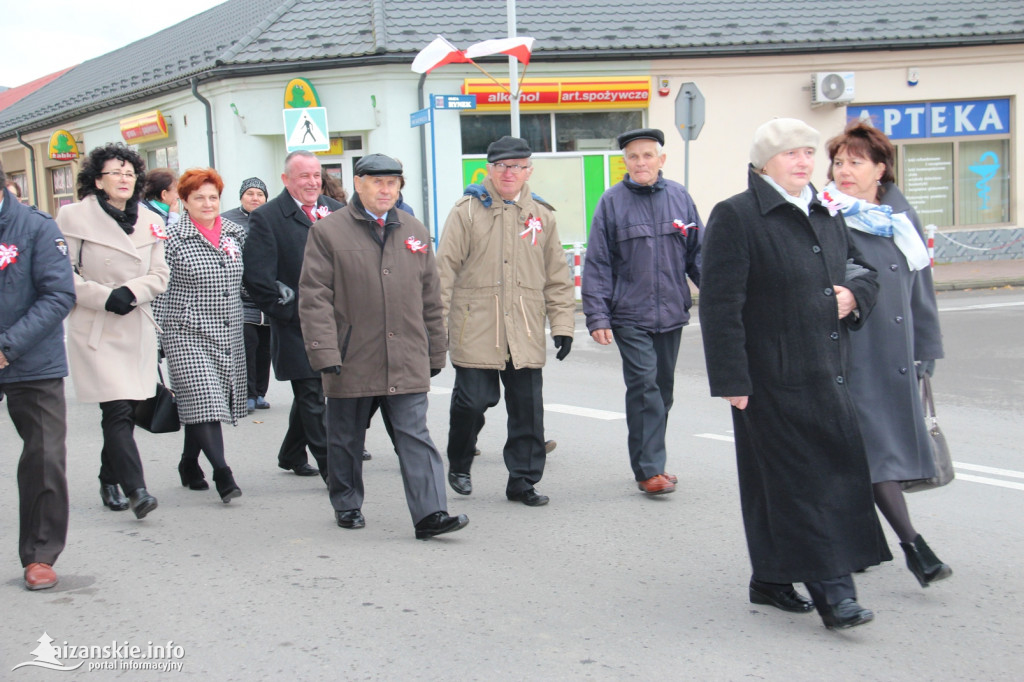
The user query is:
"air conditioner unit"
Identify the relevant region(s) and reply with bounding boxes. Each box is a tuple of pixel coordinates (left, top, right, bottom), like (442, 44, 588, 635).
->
(811, 72, 855, 105)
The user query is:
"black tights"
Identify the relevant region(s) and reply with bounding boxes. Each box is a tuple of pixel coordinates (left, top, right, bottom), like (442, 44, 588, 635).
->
(873, 480, 917, 543)
(182, 422, 227, 471)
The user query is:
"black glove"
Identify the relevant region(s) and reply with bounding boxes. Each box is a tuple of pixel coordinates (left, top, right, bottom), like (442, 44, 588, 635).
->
(430, 367, 442, 377)
(553, 335, 573, 361)
(276, 281, 295, 305)
(105, 286, 136, 315)
(321, 366, 341, 375)
(916, 359, 935, 379)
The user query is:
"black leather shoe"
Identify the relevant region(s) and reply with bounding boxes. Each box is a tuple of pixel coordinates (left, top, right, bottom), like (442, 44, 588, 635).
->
(414, 511, 469, 539)
(362, 449, 373, 461)
(820, 598, 874, 630)
(336, 509, 365, 529)
(507, 488, 549, 506)
(128, 489, 158, 519)
(448, 472, 472, 495)
(286, 463, 320, 477)
(749, 579, 814, 613)
(100, 483, 129, 511)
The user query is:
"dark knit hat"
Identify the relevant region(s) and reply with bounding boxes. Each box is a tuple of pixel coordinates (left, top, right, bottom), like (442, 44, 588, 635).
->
(486, 136, 532, 163)
(239, 177, 268, 199)
(354, 153, 404, 177)
(617, 128, 665, 149)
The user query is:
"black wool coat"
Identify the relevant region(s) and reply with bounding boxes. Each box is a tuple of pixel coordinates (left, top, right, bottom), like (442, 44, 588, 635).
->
(700, 167, 892, 584)
(243, 188, 344, 381)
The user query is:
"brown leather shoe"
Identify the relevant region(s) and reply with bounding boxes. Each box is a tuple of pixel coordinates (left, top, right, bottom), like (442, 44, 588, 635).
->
(24, 563, 58, 591)
(637, 474, 676, 495)
(663, 473, 678, 484)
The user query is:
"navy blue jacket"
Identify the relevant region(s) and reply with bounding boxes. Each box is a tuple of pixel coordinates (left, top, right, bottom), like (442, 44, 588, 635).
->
(582, 173, 702, 333)
(0, 188, 75, 384)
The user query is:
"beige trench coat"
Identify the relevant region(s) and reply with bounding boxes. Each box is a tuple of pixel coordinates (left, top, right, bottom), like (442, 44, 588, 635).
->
(57, 195, 169, 403)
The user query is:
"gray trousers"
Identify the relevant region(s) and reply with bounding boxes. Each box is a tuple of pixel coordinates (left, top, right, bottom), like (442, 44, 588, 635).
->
(612, 326, 683, 481)
(326, 392, 446, 525)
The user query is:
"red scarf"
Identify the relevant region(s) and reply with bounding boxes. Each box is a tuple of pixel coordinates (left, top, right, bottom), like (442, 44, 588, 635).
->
(193, 215, 222, 247)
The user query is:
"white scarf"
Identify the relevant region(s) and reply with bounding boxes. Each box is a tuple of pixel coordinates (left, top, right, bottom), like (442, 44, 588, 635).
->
(760, 174, 813, 215)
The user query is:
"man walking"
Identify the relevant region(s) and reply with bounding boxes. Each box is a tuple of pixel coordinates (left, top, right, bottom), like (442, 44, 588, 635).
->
(299, 154, 467, 539)
(436, 136, 575, 507)
(581, 128, 702, 495)
(0, 165, 75, 589)
(244, 152, 343, 478)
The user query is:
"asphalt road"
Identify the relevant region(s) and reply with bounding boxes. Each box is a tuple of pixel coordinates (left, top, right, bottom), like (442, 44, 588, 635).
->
(2, 287, 1022, 680)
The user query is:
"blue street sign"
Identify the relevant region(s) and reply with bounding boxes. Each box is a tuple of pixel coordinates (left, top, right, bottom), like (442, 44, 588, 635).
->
(410, 107, 431, 128)
(431, 94, 477, 110)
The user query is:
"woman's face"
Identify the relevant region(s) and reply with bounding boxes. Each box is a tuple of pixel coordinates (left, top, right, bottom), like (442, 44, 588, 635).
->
(831, 147, 885, 203)
(240, 187, 266, 213)
(160, 182, 179, 208)
(183, 182, 221, 227)
(762, 147, 815, 196)
(95, 158, 138, 208)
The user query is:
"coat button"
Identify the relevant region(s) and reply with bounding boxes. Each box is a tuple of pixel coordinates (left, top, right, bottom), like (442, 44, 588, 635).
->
(387, 332, 394, 338)
(830, 331, 839, 340)
(899, 367, 908, 374)
(389, 386, 396, 393)
(835, 375, 845, 384)
(895, 316, 903, 323)
(223, 320, 229, 326)
(823, 288, 833, 296)
(890, 264, 899, 271)
(383, 268, 390, 275)
(812, 245, 821, 253)
(311, 341, 319, 347)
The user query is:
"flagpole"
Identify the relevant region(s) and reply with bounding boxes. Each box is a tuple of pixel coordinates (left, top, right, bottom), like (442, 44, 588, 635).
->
(467, 60, 511, 94)
(507, 0, 520, 137)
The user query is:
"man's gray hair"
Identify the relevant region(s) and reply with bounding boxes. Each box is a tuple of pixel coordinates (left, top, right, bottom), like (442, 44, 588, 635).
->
(283, 150, 319, 174)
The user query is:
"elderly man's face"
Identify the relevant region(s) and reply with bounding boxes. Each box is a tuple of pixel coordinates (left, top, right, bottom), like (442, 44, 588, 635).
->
(623, 139, 665, 186)
(354, 175, 401, 216)
(487, 157, 532, 201)
(282, 155, 322, 206)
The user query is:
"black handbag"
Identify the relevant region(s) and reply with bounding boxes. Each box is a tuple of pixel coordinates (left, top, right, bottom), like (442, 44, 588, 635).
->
(134, 366, 181, 433)
(901, 373, 954, 493)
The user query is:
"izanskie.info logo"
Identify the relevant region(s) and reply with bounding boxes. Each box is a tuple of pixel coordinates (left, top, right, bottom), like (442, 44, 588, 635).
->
(12, 632, 185, 673)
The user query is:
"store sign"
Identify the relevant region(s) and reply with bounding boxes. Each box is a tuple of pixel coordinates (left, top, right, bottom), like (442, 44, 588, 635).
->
(314, 138, 345, 156)
(48, 129, 79, 160)
(850, 98, 1010, 139)
(284, 78, 321, 109)
(120, 110, 169, 144)
(463, 77, 650, 111)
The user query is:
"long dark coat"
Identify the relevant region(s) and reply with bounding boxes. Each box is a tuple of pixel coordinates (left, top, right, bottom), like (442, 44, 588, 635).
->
(155, 213, 247, 425)
(243, 188, 344, 381)
(846, 183, 944, 483)
(700, 167, 892, 584)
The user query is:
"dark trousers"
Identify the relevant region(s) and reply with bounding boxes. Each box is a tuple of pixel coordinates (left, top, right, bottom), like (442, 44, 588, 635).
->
(244, 323, 271, 399)
(447, 363, 545, 496)
(804, 574, 857, 614)
(326, 393, 446, 524)
(612, 326, 682, 481)
(99, 399, 147, 493)
(3, 378, 69, 567)
(277, 377, 327, 473)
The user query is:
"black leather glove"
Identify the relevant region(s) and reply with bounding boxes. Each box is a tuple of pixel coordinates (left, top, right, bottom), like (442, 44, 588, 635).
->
(553, 335, 573, 361)
(105, 286, 136, 315)
(321, 366, 341, 375)
(430, 367, 442, 377)
(916, 359, 935, 379)
(276, 281, 295, 305)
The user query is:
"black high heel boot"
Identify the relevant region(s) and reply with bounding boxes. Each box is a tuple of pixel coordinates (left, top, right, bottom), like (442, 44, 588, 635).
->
(178, 458, 210, 491)
(212, 466, 242, 503)
(900, 534, 952, 587)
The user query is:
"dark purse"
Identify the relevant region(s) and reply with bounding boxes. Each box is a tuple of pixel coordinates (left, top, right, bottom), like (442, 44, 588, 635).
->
(134, 366, 181, 433)
(900, 373, 954, 493)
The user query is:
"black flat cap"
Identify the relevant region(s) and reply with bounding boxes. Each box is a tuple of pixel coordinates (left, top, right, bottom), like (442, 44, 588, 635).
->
(617, 128, 665, 149)
(487, 136, 532, 163)
(354, 153, 403, 176)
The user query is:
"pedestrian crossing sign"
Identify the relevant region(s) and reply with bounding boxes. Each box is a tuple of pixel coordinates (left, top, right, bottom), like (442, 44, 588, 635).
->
(283, 107, 330, 152)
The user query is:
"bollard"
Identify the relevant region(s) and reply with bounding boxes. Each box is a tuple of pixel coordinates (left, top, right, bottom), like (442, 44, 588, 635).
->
(573, 243, 583, 300)
(925, 224, 936, 266)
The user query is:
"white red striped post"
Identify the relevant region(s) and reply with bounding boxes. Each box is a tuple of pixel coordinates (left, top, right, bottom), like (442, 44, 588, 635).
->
(573, 243, 583, 300)
(925, 224, 936, 266)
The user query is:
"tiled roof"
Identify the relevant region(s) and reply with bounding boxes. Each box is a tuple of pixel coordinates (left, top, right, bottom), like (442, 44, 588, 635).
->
(3, 0, 1023, 136)
(0, 67, 75, 114)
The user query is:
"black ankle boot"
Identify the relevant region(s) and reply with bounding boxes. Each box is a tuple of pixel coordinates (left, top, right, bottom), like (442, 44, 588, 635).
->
(178, 458, 210, 491)
(212, 466, 242, 503)
(900, 534, 952, 587)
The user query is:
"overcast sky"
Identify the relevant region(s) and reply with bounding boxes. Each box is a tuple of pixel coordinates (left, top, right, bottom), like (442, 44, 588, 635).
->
(3, 0, 218, 88)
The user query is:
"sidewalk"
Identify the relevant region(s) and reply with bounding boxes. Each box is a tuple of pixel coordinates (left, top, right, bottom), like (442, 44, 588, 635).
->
(931, 258, 1024, 291)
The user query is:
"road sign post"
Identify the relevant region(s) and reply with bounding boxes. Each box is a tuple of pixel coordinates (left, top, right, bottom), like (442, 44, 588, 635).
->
(674, 82, 705, 188)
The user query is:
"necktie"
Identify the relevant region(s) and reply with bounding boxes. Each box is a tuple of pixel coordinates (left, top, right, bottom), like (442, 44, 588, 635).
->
(376, 217, 385, 227)
(302, 205, 316, 221)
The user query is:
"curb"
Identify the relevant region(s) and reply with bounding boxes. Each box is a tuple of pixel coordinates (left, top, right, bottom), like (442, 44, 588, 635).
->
(933, 278, 1024, 292)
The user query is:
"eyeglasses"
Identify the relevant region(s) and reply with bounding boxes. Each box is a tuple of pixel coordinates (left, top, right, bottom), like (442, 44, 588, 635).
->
(101, 171, 137, 180)
(490, 162, 531, 174)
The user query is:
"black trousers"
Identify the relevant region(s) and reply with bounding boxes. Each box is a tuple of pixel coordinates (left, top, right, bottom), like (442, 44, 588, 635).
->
(447, 363, 545, 496)
(3, 378, 69, 567)
(99, 399, 147, 493)
(277, 377, 328, 473)
(804, 574, 857, 614)
(244, 323, 271, 399)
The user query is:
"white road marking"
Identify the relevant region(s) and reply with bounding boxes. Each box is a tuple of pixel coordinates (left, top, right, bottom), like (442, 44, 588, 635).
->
(694, 433, 736, 442)
(954, 474, 1024, 491)
(952, 462, 1024, 479)
(430, 386, 625, 420)
(939, 301, 1024, 312)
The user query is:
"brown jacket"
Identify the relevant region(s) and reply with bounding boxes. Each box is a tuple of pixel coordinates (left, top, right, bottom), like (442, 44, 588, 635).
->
(58, 195, 169, 403)
(436, 178, 575, 370)
(298, 197, 446, 399)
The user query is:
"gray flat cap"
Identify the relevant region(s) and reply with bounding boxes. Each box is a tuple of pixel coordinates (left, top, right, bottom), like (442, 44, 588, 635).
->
(354, 153, 403, 177)
(487, 136, 532, 163)
(617, 128, 665, 149)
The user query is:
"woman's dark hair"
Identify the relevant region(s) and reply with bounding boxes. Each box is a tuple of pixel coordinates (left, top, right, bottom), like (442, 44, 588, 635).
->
(321, 173, 347, 202)
(825, 121, 896, 184)
(77, 142, 146, 200)
(143, 168, 178, 201)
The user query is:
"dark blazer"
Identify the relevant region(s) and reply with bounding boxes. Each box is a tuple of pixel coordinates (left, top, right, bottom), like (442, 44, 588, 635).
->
(243, 188, 343, 381)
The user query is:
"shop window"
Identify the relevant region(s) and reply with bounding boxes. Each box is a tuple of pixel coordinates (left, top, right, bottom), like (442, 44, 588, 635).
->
(461, 112, 643, 155)
(50, 166, 75, 210)
(902, 143, 953, 227)
(554, 112, 643, 151)
(8, 172, 28, 203)
(958, 139, 1009, 225)
(146, 145, 179, 172)
(460, 114, 552, 154)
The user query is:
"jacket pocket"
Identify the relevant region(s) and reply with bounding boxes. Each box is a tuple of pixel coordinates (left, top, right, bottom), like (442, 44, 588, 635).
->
(339, 323, 353, 363)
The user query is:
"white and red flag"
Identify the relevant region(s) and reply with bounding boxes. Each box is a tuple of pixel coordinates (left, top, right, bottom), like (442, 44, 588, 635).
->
(411, 36, 471, 74)
(464, 37, 534, 65)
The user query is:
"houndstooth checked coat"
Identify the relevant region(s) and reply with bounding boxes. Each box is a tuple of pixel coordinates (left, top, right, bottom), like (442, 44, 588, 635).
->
(155, 212, 247, 425)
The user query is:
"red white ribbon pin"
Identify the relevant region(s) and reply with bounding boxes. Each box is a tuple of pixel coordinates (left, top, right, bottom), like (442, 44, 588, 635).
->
(0, 243, 18, 269)
(673, 219, 696, 236)
(314, 206, 332, 219)
(150, 223, 168, 240)
(405, 236, 428, 253)
(520, 215, 543, 245)
(222, 236, 241, 260)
